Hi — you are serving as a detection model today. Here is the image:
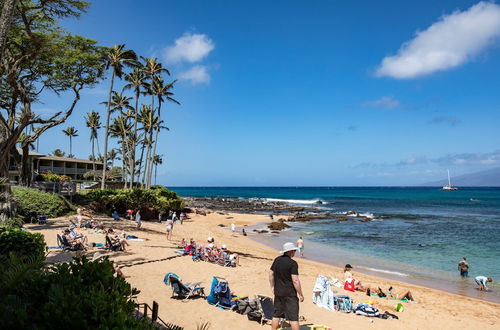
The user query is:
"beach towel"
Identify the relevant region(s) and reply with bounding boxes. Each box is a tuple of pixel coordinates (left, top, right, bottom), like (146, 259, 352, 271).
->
(330, 277, 342, 288)
(312, 275, 335, 311)
(163, 272, 181, 286)
(354, 303, 380, 317)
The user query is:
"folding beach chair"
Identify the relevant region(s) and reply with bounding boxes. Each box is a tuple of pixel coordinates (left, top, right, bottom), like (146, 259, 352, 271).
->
(165, 273, 205, 301)
(57, 234, 84, 251)
(255, 294, 275, 326)
(105, 235, 122, 251)
(207, 276, 237, 310)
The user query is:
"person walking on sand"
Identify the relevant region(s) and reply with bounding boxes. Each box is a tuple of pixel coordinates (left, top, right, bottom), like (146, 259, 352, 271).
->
(165, 217, 174, 240)
(231, 223, 236, 235)
(269, 242, 304, 330)
(135, 210, 141, 229)
(475, 276, 493, 291)
(297, 237, 304, 258)
(458, 257, 469, 277)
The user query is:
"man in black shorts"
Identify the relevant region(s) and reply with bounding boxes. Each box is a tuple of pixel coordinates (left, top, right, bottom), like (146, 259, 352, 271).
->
(269, 242, 304, 330)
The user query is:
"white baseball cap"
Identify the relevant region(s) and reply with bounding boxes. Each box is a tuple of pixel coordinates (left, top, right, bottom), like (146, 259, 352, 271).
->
(280, 242, 298, 254)
(221, 244, 227, 249)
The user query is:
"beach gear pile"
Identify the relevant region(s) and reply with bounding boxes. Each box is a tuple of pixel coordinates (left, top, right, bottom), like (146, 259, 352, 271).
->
(311, 274, 402, 321)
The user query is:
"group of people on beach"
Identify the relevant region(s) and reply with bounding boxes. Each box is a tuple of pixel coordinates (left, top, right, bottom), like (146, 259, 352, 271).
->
(181, 236, 240, 267)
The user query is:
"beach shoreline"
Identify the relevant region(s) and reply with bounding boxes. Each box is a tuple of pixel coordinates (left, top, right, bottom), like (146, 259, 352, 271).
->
(28, 210, 499, 329)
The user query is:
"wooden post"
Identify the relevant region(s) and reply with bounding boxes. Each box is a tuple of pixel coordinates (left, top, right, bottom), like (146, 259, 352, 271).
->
(143, 304, 147, 317)
(152, 301, 159, 321)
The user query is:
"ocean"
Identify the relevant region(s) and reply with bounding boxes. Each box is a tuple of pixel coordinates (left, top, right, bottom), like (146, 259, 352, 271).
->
(169, 187, 500, 303)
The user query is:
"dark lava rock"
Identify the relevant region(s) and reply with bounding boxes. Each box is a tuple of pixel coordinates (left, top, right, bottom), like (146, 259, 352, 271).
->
(267, 221, 291, 231)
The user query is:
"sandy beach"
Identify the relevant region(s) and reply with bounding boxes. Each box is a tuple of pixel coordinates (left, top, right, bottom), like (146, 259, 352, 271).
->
(28, 211, 499, 330)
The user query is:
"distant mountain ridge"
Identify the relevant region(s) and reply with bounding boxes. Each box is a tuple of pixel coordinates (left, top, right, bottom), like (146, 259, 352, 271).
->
(422, 167, 500, 187)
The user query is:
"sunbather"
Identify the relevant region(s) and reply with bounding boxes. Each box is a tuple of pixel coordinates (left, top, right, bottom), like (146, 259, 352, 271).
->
(68, 226, 88, 247)
(372, 286, 415, 301)
(343, 264, 367, 292)
(63, 229, 86, 250)
(107, 229, 129, 251)
(111, 210, 121, 221)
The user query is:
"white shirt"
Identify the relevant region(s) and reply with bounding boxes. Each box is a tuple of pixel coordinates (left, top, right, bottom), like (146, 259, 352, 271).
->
(231, 223, 236, 231)
(135, 212, 141, 222)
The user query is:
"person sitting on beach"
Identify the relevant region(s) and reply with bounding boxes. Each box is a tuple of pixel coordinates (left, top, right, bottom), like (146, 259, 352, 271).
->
(475, 276, 493, 291)
(113, 262, 129, 279)
(64, 229, 86, 250)
(126, 209, 134, 220)
(106, 229, 128, 251)
(111, 210, 121, 221)
(221, 244, 240, 266)
(68, 225, 88, 247)
(343, 264, 367, 292)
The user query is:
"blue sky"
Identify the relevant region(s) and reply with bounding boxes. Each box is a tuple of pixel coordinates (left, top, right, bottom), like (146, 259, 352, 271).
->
(34, 0, 500, 186)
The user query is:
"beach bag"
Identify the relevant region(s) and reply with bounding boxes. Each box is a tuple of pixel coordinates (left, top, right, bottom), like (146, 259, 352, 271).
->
(247, 310, 262, 322)
(334, 295, 353, 313)
(344, 279, 355, 292)
(237, 298, 259, 315)
(354, 303, 380, 317)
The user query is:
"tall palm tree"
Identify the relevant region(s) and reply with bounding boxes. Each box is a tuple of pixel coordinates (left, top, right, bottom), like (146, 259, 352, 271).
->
(101, 44, 137, 189)
(152, 154, 163, 185)
(123, 68, 146, 187)
(85, 111, 101, 179)
(109, 116, 132, 182)
(50, 149, 65, 157)
(62, 126, 78, 157)
(137, 104, 156, 187)
(146, 76, 179, 188)
(141, 57, 168, 187)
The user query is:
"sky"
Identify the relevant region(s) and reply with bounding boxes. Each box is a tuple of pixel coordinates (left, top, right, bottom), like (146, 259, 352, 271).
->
(34, 0, 500, 186)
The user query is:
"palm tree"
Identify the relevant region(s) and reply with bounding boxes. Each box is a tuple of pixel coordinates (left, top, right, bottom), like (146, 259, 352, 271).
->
(141, 57, 169, 188)
(152, 154, 163, 185)
(109, 116, 132, 182)
(101, 44, 137, 189)
(62, 126, 78, 157)
(123, 68, 146, 187)
(85, 111, 101, 179)
(50, 149, 65, 157)
(107, 149, 120, 168)
(146, 76, 179, 188)
(137, 104, 156, 187)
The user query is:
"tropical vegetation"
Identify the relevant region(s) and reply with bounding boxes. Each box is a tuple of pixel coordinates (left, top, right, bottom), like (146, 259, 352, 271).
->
(0, 0, 180, 221)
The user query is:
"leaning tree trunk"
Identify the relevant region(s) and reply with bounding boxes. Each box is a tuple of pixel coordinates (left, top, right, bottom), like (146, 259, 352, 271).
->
(20, 144, 31, 186)
(0, 147, 14, 221)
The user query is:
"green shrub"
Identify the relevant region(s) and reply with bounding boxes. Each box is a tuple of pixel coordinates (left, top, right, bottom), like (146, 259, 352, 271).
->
(82, 187, 184, 215)
(12, 186, 73, 218)
(0, 256, 160, 329)
(0, 227, 46, 262)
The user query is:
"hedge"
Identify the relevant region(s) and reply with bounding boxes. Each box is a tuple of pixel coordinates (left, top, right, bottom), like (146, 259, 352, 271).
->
(0, 256, 163, 329)
(81, 186, 184, 214)
(0, 227, 46, 262)
(12, 186, 73, 218)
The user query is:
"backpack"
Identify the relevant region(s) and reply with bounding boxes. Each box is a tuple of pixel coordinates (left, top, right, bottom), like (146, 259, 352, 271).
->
(236, 298, 259, 315)
(334, 295, 353, 313)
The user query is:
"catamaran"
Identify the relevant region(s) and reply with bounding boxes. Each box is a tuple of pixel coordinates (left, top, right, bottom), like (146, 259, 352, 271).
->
(442, 169, 458, 190)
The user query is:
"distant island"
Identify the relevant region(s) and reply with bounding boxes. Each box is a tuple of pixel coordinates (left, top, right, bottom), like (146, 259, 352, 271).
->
(422, 167, 500, 187)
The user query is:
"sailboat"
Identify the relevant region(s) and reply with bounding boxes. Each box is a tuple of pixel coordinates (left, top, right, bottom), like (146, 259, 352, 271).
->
(442, 169, 458, 190)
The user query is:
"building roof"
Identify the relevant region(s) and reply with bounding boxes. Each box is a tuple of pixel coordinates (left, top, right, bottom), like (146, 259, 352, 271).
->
(38, 155, 104, 165)
(16, 148, 46, 157)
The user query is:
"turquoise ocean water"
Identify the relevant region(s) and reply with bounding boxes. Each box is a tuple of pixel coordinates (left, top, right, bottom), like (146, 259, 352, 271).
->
(169, 187, 500, 303)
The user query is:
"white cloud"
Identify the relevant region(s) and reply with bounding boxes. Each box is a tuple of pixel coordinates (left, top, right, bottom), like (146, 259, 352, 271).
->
(361, 96, 401, 109)
(376, 2, 500, 79)
(178, 65, 211, 84)
(164, 33, 215, 64)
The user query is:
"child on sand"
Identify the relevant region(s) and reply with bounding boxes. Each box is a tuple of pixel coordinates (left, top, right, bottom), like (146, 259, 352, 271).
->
(165, 217, 174, 240)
